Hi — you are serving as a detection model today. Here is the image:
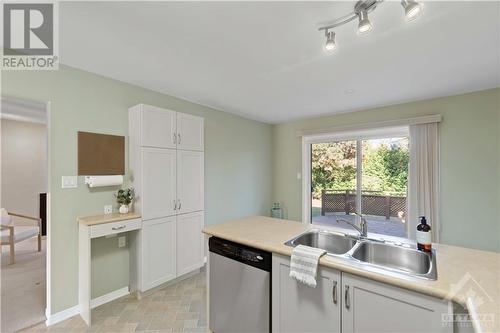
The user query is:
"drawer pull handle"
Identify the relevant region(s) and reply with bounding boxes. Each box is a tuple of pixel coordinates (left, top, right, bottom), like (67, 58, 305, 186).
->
(345, 285, 350, 309)
(112, 226, 126, 231)
(178, 133, 181, 144)
(332, 281, 337, 304)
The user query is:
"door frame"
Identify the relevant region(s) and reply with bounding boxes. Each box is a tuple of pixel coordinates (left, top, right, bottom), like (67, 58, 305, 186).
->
(0, 95, 52, 321)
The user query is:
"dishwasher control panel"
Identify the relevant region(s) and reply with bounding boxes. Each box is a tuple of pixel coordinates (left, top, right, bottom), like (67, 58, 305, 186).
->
(209, 237, 272, 272)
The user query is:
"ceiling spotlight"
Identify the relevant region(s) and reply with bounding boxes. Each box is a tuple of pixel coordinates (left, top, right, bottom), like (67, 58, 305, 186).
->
(401, 0, 422, 20)
(358, 10, 373, 34)
(325, 30, 336, 51)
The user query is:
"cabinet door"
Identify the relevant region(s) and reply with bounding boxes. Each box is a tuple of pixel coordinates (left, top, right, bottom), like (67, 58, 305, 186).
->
(141, 104, 176, 149)
(177, 150, 204, 214)
(142, 217, 176, 291)
(272, 254, 341, 333)
(142, 148, 176, 220)
(342, 273, 451, 333)
(176, 212, 204, 276)
(177, 113, 204, 151)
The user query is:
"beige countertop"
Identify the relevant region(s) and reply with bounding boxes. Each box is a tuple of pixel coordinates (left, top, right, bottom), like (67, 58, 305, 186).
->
(203, 216, 500, 333)
(77, 212, 141, 226)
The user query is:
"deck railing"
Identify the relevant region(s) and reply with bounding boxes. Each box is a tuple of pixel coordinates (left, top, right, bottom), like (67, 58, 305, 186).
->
(320, 189, 406, 220)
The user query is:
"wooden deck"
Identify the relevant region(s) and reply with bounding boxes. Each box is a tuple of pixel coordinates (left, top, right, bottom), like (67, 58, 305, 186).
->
(312, 213, 407, 238)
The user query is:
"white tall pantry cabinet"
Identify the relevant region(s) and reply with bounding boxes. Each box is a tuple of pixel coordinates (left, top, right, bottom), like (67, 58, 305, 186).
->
(129, 104, 205, 292)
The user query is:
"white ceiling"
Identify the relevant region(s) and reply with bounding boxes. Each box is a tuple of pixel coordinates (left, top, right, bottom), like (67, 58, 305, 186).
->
(60, 1, 500, 124)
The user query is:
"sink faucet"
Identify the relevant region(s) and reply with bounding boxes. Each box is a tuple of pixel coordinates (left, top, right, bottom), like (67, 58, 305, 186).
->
(336, 213, 368, 238)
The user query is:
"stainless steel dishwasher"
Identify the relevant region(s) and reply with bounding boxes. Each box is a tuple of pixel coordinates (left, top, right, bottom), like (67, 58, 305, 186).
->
(209, 237, 271, 333)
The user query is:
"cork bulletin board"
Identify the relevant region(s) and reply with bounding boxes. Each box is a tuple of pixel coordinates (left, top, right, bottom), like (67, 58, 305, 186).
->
(77, 131, 125, 175)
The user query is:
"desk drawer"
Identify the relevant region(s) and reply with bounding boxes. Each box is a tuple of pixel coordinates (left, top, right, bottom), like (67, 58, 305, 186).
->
(90, 218, 142, 238)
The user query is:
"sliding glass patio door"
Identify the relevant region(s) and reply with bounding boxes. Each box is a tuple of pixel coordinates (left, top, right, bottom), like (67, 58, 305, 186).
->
(310, 136, 409, 238)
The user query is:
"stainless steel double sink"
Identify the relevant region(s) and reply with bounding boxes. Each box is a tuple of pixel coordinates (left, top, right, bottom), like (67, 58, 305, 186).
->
(285, 229, 437, 280)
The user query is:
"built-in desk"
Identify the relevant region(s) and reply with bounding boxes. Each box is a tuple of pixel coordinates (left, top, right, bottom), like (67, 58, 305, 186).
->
(78, 212, 141, 326)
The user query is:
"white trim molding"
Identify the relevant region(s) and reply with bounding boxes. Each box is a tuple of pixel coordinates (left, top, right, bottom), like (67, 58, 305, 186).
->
(301, 125, 411, 224)
(45, 305, 80, 326)
(45, 287, 129, 326)
(296, 114, 442, 137)
(90, 286, 130, 309)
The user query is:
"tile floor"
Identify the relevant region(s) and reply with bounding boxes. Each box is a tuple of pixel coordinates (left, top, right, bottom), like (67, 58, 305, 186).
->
(22, 271, 208, 333)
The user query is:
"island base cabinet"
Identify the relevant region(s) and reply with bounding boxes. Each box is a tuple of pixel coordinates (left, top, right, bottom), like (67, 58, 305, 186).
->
(272, 254, 341, 333)
(342, 273, 452, 333)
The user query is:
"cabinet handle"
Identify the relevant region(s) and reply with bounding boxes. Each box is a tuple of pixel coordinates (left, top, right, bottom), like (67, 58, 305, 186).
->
(173, 199, 177, 210)
(173, 133, 177, 144)
(345, 285, 350, 309)
(112, 225, 126, 231)
(178, 133, 181, 144)
(178, 199, 182, 210)
(332, 281, 337, 304)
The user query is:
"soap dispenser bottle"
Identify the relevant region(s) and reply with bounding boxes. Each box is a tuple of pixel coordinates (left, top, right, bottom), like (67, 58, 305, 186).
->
(416, 216, 432, 253)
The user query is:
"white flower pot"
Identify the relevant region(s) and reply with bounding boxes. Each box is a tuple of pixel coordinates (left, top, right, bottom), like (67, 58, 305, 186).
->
(119, 204, 129, 214)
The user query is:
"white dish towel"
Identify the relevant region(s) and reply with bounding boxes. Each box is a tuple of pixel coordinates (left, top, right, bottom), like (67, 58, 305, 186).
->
(289, 244, 326, 288)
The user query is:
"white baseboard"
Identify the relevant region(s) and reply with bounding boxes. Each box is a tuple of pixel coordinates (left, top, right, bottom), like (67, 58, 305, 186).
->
(45, 287, 130, 326)
(45, 304, 79, 326)
(90, 286, 130, 309)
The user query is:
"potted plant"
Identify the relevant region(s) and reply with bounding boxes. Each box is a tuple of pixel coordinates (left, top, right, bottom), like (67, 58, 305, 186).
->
(116, 187, 135, 214)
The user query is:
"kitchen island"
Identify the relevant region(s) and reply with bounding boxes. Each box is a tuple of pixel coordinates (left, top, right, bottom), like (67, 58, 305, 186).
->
(203, 216, 500, 333)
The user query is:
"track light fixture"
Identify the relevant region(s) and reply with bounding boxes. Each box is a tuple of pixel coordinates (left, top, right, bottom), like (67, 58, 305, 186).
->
(358, 10, 373, 34)
(324, 30, 336, 51)
(401, 0, 422, 20)
(318, 0, 423, 52)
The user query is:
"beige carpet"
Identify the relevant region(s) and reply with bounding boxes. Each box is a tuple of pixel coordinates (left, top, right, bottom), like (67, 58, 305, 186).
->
(22, 270, 207, 333)
(1, 238, 46, 333)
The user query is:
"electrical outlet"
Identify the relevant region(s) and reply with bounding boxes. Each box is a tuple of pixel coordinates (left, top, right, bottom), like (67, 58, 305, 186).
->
(104, 205, 113, 214)
(118, 236, 126, 248)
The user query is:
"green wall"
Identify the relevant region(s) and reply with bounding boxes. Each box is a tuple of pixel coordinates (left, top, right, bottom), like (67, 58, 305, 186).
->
(1, 66, 272, 312)
(2, 64, 499, 315)
(272, 88, 500, 252)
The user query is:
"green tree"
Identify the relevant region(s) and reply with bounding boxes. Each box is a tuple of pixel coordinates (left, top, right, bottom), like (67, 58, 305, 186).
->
(311, 141, 357, 198)
(311, 138, 409, 199)
(362, 139, 409, 194)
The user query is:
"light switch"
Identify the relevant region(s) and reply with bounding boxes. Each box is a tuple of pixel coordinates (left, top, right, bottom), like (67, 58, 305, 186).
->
(61, 176, 77, 188)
